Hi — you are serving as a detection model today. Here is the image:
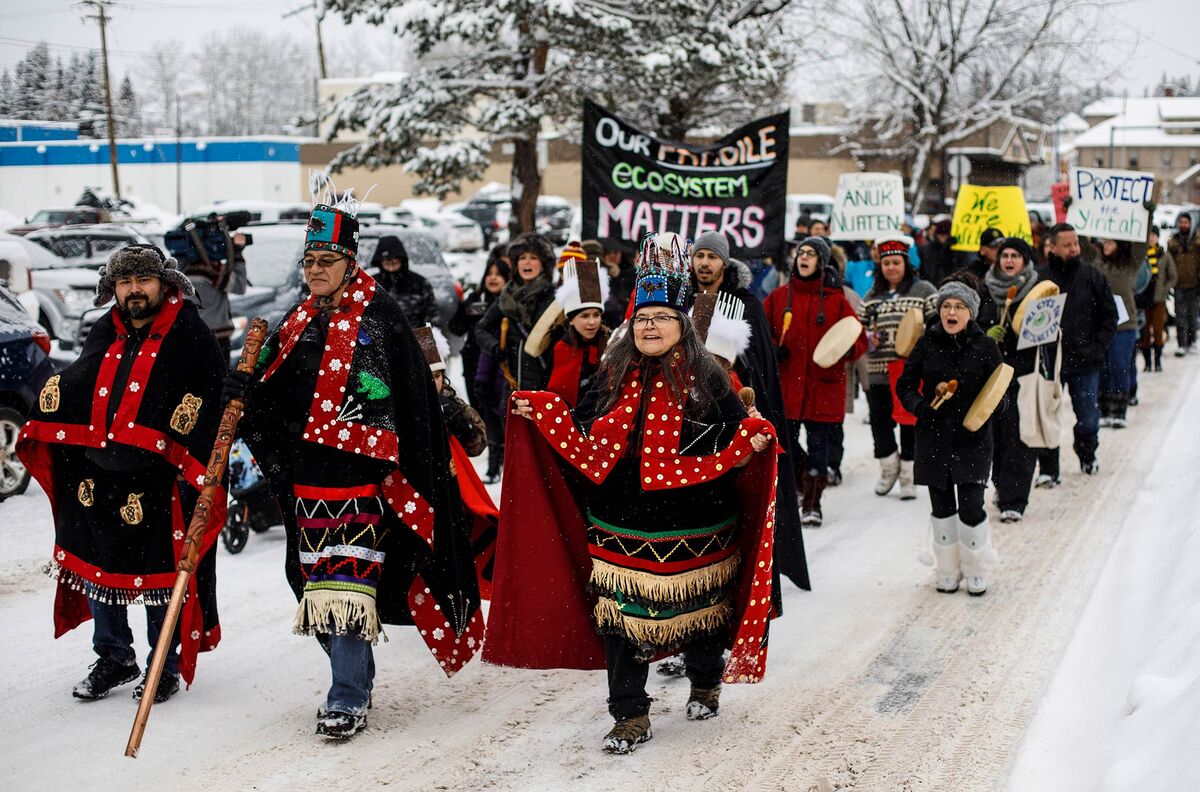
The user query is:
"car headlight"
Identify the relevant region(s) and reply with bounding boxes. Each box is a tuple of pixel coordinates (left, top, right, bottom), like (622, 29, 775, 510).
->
(53, 288, 96, 316)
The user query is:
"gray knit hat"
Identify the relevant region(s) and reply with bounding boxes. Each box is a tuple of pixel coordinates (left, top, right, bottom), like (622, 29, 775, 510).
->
(692, 230, 730, 267)
(796, 235, 831, 270)
(936, 280, 980, 319)
(95, 245, 195, 307)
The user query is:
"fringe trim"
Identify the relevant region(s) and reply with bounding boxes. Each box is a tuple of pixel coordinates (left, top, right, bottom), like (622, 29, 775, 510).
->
(589, 551, 740, 608)
(594, 597, 732, 649)
(44, 559, 174, 606)
(293, 588, 387, 645)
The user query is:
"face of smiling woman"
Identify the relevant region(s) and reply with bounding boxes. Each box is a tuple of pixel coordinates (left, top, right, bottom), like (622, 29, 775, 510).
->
(632, 308, 682, 357)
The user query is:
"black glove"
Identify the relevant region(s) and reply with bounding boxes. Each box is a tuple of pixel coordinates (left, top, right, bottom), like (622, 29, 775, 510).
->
(776, 345, 791, 361)
(222, 368, 254, 405)
(914, 400, 934, 422)
(1061, 195, 1073, 209)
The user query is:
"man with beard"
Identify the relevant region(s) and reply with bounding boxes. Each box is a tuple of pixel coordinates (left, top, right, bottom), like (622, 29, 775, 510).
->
(688, 230, 810, 592)
(17, 245, 226, 703)
(1035, 223, 1118, 482)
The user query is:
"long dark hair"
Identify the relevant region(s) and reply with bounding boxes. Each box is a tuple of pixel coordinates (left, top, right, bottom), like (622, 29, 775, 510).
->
(867, 254, 915, 298)
(477, 245, 511, 292)
(593, 312, 730, 416)
(564, 317, 610, 351)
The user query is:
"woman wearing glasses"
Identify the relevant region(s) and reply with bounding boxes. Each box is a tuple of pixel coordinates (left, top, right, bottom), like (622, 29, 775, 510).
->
(896, 277, 1003, 596)
(485, 233, 780, 755)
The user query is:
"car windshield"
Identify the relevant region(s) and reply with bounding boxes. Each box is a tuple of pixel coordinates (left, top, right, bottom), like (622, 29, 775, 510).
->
(31, 210, 70, 224)
(240, 234, 305, 289)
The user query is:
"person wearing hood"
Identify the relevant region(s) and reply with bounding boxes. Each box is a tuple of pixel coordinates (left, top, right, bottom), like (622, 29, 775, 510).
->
(977, 238, 1040, 522)
(474, 232, 559, 390)
(1168, 212, 1200, 355)
(763, 236, 867, 527)
(1093, 239, 1140, 428)
(370, 235, 440, 330)
(1033, 223, 1118, 483)
(688, 230, 811, 589)
(896, 281, 1003, 596)
(546, 261, 610, 407)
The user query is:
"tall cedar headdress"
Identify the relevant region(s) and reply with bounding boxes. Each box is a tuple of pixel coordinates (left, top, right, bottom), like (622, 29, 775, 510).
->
(413, 325, 451, 373)
(555, 260, 610, 318)
(305, 171, 370, 261)
(633, 232, 691, 312)
(692, 291, 751, 367)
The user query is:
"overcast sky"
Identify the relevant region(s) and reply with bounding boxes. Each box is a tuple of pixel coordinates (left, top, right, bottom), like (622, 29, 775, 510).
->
(0, 0, 1196, 103)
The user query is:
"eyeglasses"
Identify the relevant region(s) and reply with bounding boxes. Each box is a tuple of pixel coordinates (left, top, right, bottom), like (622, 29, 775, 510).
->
(940, 301, 970, 313)
(796, 249, 819, 259)
(632, 313, 680, 328)
(301, 255, 346, 269)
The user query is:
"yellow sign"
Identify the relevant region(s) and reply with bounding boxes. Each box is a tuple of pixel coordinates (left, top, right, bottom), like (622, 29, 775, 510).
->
(950, 185, 1032, 252)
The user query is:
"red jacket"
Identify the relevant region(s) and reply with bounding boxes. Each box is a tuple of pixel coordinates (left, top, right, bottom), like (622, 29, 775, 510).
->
(763, 276, 867, 422)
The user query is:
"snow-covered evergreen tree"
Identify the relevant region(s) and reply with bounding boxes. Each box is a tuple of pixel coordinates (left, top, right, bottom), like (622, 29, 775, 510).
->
(0, 70, 12, 118)
(117, 74, 141, 136)
(71, 51, 107, 138)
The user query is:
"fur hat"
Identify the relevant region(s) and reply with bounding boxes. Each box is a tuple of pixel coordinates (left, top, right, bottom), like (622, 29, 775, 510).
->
(693, 291, 750, 366)
(414, 325, 450, 373)
(936, 280, 980, 319)
(633, 232, 691, 312)
(796, 236, 832, 270)
(556, 260, 610, 318)
(94, 245, 194, 307)
(508, 232, 555, 272)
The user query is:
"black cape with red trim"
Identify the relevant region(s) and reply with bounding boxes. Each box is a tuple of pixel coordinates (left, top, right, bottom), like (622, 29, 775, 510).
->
(241, 270, 484, 676)
(484, 370, 780, 684)
(17, 294, 226, 684)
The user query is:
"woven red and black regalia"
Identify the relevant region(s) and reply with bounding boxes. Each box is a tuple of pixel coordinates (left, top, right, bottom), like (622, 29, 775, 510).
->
(485, 358, 780, 684)
(17, 293, 226, 685)
(241, 269, 484, 676)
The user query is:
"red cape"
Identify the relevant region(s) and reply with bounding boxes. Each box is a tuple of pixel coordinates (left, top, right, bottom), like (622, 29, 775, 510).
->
(449, 435, 498, 600)
(484, 389, 780, 684)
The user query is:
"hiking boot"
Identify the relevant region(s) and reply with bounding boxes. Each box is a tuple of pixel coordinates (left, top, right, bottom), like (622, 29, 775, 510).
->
(1081, 459, 1100, 476)
(656, 657, 686, 678)
(1110, 417, 1127, 428)
(602, 715, 652, 754)
(999, 510, 1024, 523)
(686, 686, 721, 720)
(1034, 474, 1059, 489)
(72, 657, 139, 700)
(133, 672, 180, 704)
(801, 509, 823, 526)
(316, 709, 367, 740)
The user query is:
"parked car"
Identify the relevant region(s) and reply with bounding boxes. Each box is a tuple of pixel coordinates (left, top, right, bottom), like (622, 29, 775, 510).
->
(0, 280, 54, 501)
(189, 200, 311, 225)
(6, 206, 113, 236)
(407, 210, 485, 252)
(785, 193, 836, 234)
(536, 196, 575, 245)
(460, 191, 513, 247)
(25, 224, 155, 268)
(0, 231, 59, 296)
(1, 233, 98, 347)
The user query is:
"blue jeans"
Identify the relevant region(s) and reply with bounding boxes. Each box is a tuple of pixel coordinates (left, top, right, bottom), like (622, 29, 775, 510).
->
(1064, 368, 1101, 464)
(88, 598, 180, 677)
(1100, 329, 1137, 396)
(326, 632, 374, 715)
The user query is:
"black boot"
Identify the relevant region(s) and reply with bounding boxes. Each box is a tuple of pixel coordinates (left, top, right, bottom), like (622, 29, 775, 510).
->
(72, 656, 140, 700)
(1154, 345, 1163, 372)
(1111, 393, 1128, 428)
(1142, 346, 1153, 372)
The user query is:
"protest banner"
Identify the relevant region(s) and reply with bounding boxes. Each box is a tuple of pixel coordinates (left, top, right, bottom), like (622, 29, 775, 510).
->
(581, 100, 789, 261)
(1017, 293, 1068, 350)
(950, 184, 1032, 252)
(829, 172, 904, 240)
(1065, 166, 1155, 243)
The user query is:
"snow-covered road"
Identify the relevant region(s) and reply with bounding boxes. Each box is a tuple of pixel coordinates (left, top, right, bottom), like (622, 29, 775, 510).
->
(2, 356, 1196, 792)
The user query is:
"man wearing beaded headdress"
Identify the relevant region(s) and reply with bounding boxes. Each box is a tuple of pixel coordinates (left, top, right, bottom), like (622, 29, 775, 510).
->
(485, 232, 781, 755)
(230, 181, 484, 739)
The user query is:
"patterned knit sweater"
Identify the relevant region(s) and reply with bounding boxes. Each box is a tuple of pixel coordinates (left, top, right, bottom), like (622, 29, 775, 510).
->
(858, 280, 937, 385)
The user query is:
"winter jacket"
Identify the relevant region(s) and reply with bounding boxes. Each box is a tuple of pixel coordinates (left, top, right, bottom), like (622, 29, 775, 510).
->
(896, 321, 1003, 488)
(1146, 244, 1177, 305)
(763, 273, 867, 423)
(473, 274, 558, 390)
(440, 387, 488, 458)
(1037, 255, 1118, 373)
(858, 278, 938, 385)
(1094, 255, 1139, 333)
(375, 267, 440, 330)
(449, 286, 500, 401)
(918, 238, 957, 286)
(1168, 229, 1200, 290)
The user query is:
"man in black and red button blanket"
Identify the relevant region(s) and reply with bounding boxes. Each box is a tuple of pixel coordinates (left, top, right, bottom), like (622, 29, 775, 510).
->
(235, 188, 483, 740)
(17, 245, 227, 704)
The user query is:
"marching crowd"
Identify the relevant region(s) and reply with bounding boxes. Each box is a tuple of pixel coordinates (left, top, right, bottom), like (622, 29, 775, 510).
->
(14, 189, 1197, 754)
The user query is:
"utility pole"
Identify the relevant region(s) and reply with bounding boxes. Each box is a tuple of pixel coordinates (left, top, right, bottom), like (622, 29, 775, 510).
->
(284, 2, 328, 80)
(82, 0, 122, 199)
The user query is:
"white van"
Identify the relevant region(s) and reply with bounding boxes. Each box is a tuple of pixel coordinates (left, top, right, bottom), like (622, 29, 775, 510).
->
(785, 193, 835, 237)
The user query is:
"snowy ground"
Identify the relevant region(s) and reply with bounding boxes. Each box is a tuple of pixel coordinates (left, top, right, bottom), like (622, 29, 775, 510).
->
(1, 349, 1197, 791)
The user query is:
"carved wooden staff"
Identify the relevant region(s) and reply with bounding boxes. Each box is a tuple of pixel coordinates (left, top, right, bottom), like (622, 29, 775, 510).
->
(125, 318, 268, 758)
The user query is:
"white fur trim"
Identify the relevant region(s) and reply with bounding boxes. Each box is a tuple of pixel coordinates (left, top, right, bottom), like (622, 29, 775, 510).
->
(702, 293, 752, 364)
(427, 325, 450, 372)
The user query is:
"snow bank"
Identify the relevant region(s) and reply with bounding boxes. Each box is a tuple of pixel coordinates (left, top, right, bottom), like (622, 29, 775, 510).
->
(1008, 363, 1200, 790)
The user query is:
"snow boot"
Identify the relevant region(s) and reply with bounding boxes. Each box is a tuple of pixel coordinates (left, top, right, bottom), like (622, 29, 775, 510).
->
(1142, 346, 1153, 372)
(827, 466, 843, 487)
(656, 657, 686, 678)
(603, 715, 652, 754)
(72, 657, 139, 701)
(1110, 393, 1128, 428)
(1097, 392, 1113, 427)
(801, 471, 826, 526)
(133, 671, 180, 704)
(930, 515, 961, 593)
(686, 685, 721, 720)
(1154, 345, 1163, 372)
(316, 709, 367, 740)
(999, 509, 1024, 523)
(1035, 473, 1060, 489)
(959, 516, 999, 596)
(898, 459, 917, 500)
(874, 451, 900, 496)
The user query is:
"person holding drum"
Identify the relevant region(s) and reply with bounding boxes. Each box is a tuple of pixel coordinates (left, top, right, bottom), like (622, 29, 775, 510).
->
(763, 236, 867, 526)
(897, 281, 1004, 596)
(858, 237, 938, 500)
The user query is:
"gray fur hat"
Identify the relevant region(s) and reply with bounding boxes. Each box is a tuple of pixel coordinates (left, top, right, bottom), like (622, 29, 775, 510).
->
(95, 245, 195, 306)
(936, 280, 980, 319)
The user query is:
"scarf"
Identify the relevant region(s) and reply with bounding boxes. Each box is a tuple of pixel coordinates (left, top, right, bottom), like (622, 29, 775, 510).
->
(498, 273, 553, 328)
(984, 264, 1038, 308)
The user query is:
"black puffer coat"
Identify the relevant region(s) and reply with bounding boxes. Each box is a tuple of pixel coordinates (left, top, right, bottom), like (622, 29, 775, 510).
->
(896, 321, 1004, 487)
(371, 237, 440, 329)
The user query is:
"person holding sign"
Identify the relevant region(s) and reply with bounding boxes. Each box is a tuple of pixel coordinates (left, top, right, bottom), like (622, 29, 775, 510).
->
(857, 237, 937, 499)
(1094, 239, 1140, 429)
(763, 237, 867, 526)
(896, 281, 1003, 596)
(1034, 224, 1117, 482)
(976, 238, 1041, 522)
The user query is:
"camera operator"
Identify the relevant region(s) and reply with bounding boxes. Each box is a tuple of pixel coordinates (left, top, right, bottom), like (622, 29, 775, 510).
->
(167, 213, 249, 362)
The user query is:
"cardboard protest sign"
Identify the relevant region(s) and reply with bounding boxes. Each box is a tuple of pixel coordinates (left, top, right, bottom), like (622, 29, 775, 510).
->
(829, 173, 904, 240)
(581, 100, 789, 261)
(1066, 166, 1154, 243)
(950, 185, 1032, 252)
(1017, 293, 1067, 350)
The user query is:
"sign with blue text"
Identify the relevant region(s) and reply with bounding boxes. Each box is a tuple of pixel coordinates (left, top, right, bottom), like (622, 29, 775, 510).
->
(1017, 293, 1068, 350)
(1066, 166, 1155, 243)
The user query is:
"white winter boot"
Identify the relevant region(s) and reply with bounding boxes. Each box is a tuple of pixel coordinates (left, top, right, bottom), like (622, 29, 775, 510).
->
(875, 451, 900, 496)
(958, 516, 999, 596)
(898, 460, 917, 500)
(930, 515, 961, 593)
